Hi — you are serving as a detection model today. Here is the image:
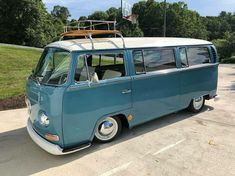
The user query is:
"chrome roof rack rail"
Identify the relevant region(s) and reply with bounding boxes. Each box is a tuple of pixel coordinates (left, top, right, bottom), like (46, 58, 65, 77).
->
(64, 20, 117, 33)
(61, 20, 126, 50)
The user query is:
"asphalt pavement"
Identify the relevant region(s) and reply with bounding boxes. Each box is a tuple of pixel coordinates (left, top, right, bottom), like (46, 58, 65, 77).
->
(0, 64, 235, 176)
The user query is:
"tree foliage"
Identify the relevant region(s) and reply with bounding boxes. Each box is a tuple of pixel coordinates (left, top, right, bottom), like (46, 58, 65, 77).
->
(51, 5, 71, 24)
(133, 0, 207, 39)
(213, 32, 235, 61)
(0, 0, 70, 47)
(0, 0, 57, 47)
(0, 0, 234, 62)
(85, 7, 143, 37)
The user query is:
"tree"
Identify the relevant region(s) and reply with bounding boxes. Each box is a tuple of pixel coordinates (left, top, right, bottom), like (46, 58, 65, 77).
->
(213, 32, 235, 61)
(79, 16, 88, 21)
(51, 5, 71, 24)
(86, 8, 143, 37)
(0, 0, 56, 47)
(88, 11, 109, 21)
(133, 0, 207, 39)
(203, 11, 235, 41)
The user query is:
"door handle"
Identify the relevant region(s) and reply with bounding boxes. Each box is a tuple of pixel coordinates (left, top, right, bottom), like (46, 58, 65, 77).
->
(122, 89, 132, 94)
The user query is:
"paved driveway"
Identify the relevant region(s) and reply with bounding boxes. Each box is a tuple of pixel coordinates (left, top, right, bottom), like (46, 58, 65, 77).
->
(0, 64, 235, 176)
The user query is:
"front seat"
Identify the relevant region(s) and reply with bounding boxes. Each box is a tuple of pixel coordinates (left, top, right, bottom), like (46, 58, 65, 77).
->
(79, 66, 95, 81)
(102, 70, 122, 80)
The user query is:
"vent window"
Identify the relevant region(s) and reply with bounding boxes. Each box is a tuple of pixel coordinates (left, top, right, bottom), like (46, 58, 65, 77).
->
(211, 47, 217, 62)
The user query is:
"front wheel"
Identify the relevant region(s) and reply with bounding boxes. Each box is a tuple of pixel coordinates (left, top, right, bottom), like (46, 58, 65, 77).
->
(188, 96, 205, 113)
(94, 116, 122, 143)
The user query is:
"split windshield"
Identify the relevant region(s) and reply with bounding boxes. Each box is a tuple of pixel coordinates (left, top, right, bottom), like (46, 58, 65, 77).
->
(33, 48, 71, 85)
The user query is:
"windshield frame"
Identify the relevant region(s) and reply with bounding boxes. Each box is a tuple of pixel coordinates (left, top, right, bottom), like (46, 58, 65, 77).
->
(31, 47, 72, 87)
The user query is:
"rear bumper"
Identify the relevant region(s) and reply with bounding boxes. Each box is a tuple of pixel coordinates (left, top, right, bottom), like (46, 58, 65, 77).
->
(213, 95, 220, 101)
(27, 118, 91, 155)
(208, 94, 219, 101)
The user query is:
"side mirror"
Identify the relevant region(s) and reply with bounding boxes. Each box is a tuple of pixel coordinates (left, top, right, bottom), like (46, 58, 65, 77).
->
(32, 69, 35, 74)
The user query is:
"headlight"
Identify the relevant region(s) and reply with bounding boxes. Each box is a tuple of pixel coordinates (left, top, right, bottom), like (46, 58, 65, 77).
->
(40, 112, 49, 127)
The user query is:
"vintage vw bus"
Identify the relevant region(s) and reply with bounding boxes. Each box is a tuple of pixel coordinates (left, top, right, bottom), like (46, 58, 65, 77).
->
(26, 32, 218, 155)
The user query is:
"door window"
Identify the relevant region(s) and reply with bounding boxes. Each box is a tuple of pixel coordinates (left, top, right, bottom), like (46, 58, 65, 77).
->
(75, 52, 125, 82)
(74, 56, 88, 82)
(133, 50, 145, 74)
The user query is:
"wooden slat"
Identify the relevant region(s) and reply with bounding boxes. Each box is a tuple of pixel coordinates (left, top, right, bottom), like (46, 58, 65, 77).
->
(61, 30, 120, 37)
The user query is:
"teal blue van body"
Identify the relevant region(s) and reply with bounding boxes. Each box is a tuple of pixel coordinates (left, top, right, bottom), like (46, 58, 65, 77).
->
(26, 38, 218, 155)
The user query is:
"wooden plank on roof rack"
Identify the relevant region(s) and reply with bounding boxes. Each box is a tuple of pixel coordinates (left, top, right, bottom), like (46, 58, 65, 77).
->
(61, 30, 120, 37)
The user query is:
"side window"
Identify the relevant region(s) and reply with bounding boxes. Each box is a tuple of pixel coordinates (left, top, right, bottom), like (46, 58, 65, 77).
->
(187, 47, 211, 66)
(101, 54, 124, 66)
(143, 50, 161, 72)
(133, 50, 145, 73)
(75, 53, 125, 82)
(179, 48, 188, 67)
(74, 56, 88, 82)
(96, 53, 125, 80)
(91, 54, 101, 67)
(143, 49, 176, 72)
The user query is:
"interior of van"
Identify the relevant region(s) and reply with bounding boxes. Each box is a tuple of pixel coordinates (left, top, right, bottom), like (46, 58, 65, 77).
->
(75, 53, 125, 82)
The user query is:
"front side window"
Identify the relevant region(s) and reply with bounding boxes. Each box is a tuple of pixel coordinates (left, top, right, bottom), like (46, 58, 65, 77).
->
(133, 48, 176, 73)
(187, 47, 211, 66)
(75, 52, 125, 82)
(33, 48, 70, 85)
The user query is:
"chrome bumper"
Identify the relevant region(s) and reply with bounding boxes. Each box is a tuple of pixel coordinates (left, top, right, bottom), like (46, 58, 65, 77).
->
(27, 118, 91, 155)
(214, 95, 220, 102)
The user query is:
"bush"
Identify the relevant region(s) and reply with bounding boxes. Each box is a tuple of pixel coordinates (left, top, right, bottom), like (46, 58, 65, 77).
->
(213, 32, 235, 62)
(221, 56, 235, 63)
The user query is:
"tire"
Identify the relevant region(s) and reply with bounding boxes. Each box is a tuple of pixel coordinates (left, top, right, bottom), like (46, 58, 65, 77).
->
(94, 116, 122, 143)
(188, 96, 205, 113)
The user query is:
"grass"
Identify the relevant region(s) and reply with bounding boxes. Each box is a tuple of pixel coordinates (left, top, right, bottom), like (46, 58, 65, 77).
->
(0, 46, 42, 100)
(0, 47, 123, 100)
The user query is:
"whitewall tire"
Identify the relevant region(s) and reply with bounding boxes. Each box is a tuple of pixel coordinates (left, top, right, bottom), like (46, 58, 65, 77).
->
(188, 96, 205, 113)
(94, 116, 122, 143)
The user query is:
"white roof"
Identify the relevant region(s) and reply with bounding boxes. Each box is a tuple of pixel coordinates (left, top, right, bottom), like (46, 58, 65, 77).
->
(47, 37, 212, 51)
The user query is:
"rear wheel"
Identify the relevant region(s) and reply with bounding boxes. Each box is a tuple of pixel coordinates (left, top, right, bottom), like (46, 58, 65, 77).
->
(94, 116, 122, 143)
(188, 96, 205, 113)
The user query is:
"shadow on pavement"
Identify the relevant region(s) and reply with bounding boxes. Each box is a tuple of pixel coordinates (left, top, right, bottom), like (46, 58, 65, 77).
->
(0, 105, 213, 176)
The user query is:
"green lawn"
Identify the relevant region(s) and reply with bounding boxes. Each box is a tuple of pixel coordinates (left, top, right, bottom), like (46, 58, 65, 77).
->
(0, 46, 124, 100)
(0, 46, 42, 100)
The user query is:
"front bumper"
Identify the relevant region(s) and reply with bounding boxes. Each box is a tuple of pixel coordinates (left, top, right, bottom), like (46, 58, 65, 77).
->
(27, 118, 91, 155)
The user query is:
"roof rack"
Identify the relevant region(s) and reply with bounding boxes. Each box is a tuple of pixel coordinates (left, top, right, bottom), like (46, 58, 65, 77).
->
(60, 20, 126, 49)
(63, 20, 117, 32)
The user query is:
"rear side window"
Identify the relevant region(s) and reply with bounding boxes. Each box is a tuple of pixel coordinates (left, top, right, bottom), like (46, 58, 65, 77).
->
(187, 47, 211, 65)
(133, 49, 176, 73)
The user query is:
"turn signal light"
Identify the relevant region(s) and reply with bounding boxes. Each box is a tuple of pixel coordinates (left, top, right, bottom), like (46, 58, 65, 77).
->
(127, 114, 133, 121)
(45, 134, 59, 142)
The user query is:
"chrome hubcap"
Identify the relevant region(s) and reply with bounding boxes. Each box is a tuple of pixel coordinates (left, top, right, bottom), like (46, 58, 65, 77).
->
(193, 96, 203, 110)
(95, 117, 118, 141)
(100, 121, 114, 135)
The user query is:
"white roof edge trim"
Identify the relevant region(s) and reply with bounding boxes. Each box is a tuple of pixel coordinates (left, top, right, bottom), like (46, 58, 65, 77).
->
(46, 37, 213, 52)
